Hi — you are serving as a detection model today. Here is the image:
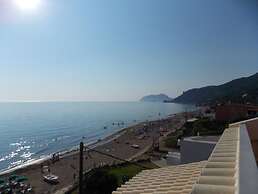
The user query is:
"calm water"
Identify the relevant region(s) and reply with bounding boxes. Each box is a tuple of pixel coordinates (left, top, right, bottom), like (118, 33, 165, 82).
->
(0, 102, 195, 172)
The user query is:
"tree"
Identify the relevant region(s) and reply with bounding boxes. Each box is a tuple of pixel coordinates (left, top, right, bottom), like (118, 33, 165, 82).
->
(83, 169, 118, 194)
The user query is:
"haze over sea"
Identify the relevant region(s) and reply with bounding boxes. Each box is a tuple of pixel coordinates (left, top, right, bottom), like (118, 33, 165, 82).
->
(0, 102, 194, 172)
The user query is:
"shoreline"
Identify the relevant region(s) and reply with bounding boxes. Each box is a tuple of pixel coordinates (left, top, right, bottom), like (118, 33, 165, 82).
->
(0, 114, 171, 176)
(0, 111, 195, 194)
(0, 123, 131, 176)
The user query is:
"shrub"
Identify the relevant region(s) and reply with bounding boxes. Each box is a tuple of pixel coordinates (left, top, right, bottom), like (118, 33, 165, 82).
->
(193, 118, 227, 136)
(164, 136, 178, 148)
(83, 169, 118, 194)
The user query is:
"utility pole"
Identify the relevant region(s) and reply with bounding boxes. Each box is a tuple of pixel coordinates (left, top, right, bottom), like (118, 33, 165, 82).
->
(79, 142, 84, 194)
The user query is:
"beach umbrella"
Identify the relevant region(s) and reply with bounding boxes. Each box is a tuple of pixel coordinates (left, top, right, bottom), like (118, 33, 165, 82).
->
(16, 176, 28, 182)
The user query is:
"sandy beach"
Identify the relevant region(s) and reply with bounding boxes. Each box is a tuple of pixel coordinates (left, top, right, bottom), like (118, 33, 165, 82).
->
(0, 112, 191, 194)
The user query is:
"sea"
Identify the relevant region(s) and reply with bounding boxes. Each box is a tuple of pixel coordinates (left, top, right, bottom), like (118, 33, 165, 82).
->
(0, 102, 195, 172)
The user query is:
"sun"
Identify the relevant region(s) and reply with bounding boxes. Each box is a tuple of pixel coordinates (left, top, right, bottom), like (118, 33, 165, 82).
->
(14, 0, 41, 12)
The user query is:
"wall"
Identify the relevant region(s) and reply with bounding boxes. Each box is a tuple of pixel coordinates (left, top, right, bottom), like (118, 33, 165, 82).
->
(245, 119, 258, 164)
(239, 124, 258, 194)
(216, 104, 258, 122)
(216, 105, 247, 122)
(230, 117, 258, 164)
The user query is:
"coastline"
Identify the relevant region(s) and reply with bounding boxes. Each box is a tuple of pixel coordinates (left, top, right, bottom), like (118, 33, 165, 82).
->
(0, 123, 130, 176)
(0, 111, 195, 194)
(0, 113, 172, 175)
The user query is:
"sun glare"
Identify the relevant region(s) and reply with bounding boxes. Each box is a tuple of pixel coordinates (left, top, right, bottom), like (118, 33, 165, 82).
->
(14, 0, 41, 12)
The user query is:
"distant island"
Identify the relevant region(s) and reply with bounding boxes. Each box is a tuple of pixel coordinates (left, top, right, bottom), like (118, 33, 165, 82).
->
(140, 94, 173, 102)
(173, 73, 258, 105)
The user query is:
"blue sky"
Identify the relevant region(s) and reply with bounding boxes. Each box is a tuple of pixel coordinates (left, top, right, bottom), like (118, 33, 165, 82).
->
(0, 0, 258, 101)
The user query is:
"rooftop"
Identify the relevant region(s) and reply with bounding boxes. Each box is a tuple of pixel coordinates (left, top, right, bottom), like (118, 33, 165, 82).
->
(113, 161, 206, 194)
(113, 117, 258, 194)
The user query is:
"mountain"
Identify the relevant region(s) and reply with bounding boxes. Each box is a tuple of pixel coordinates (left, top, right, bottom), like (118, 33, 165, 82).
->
(173, 73, 258, 105)
(140, 94, 173, 102)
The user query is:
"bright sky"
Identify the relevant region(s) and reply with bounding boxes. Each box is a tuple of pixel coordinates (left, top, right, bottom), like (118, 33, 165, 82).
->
(0, 0, 258, 102)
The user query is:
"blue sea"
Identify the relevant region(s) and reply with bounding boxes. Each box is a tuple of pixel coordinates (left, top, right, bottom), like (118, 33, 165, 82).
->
(0, 102, 195, 172)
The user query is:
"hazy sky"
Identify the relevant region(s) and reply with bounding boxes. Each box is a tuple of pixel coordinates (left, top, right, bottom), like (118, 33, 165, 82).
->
(1, 0, 258, 101)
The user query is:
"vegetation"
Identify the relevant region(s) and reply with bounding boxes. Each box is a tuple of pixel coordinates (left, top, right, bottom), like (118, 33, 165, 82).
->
(108, 166, 139, 186)
(182, 118, 227, 137)
(164, 136, 178, 148)
(163, 118, 227, 149)
(163, 129, 183, 149)
(73, 161, 157, 194)
(83, 169, 118, 194)
(173, 73, 258, 105)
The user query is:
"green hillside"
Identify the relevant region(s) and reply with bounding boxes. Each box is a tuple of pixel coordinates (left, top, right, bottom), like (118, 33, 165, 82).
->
(173, 73, 258, 105)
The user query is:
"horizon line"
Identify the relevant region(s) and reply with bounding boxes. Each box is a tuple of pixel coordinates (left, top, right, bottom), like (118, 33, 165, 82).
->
(0, 100, 142, 103)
